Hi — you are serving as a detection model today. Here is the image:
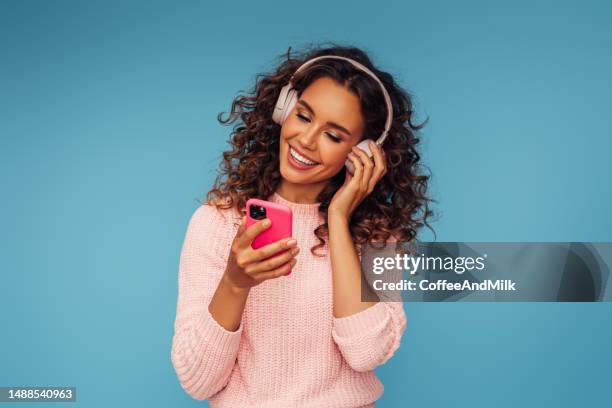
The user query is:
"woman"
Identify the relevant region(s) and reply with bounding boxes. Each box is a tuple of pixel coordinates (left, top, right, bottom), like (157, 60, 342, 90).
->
(171, 44, 432, 407)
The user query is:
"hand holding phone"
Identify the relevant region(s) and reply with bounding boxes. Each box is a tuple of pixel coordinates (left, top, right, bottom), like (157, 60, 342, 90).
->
(246, 199, 293, 251)
(222, 200, 297, 291)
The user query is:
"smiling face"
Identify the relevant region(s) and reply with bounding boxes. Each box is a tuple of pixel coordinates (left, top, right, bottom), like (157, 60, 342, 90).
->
(278, 76, 365, 199)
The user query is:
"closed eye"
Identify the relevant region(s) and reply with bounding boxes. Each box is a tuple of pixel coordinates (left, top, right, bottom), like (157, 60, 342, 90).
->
(326, 133, 341, 143)
(297, 112, 342, 143)
(297, 112, 311, 123)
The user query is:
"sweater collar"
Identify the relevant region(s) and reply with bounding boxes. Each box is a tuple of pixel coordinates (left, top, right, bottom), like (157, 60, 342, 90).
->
(269, 192, 322, 218)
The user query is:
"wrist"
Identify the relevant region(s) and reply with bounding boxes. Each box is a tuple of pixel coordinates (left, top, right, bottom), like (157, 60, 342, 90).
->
(328, 210, 350, 226)
(221, 274, 251, 297)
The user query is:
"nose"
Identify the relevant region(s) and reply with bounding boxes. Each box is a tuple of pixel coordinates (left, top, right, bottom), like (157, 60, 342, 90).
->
(297, 125, 318, 151)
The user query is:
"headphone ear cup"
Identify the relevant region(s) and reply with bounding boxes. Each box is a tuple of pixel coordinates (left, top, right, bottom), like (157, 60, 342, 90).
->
(273, 84, 298, 125)
(280, 88, 298, 124)
(345, 139, 375, 175)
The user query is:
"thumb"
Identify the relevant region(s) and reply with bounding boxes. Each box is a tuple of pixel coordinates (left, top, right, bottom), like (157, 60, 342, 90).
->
(344, 170, 353, 185)
(236, 216, 247, 236)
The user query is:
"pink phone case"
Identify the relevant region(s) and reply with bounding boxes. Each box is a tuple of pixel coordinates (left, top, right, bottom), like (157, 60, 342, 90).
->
(246, 198, 294, 275)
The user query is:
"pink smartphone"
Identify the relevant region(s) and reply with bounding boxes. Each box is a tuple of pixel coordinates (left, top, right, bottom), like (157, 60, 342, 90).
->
(245, 198, 294, 275)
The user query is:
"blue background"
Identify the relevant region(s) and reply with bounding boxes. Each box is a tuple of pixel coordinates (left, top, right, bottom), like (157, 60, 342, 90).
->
(1, 0, 611, 406)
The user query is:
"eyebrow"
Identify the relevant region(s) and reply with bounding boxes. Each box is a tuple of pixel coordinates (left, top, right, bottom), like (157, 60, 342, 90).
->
(297, 99, 353, 137)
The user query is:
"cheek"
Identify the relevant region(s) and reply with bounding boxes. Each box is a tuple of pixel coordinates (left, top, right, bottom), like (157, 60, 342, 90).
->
(320, 143, 351, 168)
(280, 112, 303, 138)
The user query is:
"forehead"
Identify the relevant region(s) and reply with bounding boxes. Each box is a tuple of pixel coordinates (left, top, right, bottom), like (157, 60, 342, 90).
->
(298, 77, 364, 138)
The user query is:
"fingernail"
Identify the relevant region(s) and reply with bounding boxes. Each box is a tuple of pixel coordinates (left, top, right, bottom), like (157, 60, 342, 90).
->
(291, 247, 299, 255)
(286, 238, 297, 247)
(263, 219, 271, 227)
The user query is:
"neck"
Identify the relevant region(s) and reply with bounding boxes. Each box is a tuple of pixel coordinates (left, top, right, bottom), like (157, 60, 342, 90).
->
(276, 179, 327, 204)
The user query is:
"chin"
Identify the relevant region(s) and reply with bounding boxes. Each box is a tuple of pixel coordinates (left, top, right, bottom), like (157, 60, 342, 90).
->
(279, 162, 315, 184)
(280, 161, 344, 187)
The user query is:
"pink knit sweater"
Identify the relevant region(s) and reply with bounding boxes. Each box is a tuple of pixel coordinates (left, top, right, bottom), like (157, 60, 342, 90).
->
(171, 192, 407, 407)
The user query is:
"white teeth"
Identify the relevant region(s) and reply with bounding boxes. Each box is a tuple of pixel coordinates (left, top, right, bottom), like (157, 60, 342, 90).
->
(290, 147, 318, 166)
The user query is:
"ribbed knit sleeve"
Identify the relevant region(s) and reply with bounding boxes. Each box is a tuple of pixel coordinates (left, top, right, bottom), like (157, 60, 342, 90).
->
(331, 301, 406, 372)
(331, 236, 407, 373)
(170, 203, 242, 401)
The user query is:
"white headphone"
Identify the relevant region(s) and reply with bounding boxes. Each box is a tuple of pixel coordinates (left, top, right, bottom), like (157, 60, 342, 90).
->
(272, 55, 394, 174)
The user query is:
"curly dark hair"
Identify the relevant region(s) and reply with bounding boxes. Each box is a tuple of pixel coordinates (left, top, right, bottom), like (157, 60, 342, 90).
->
(206, 43, 434, 256)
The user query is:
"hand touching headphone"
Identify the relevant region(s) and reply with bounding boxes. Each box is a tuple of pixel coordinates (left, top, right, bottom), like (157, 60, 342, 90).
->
(272, 56, 393, 175)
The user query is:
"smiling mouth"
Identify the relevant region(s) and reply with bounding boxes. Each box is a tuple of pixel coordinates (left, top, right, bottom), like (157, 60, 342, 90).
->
(289, 146, 319, 166)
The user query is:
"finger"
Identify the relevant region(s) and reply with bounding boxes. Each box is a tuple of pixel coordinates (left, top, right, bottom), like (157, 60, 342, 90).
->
(352, 144, 374, 167)
(250, 236, 297, 261)
(240, 218, 272, 246)
(351, 147, 372, 193)
(235, 216, 247, 237)
(367, 173, 381, 195)
(347, 152, 363, 188)
(367, 141, 386, 192)
(352, 145, 373, 191)
(369, 140, 386, 176)
(232, 217, 248, 251)
(248, 247, 299, 274)
(343, 169, 353, 185)
(258, 258, 297, 281)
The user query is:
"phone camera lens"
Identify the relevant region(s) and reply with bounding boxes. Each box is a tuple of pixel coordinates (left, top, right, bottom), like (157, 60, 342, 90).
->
(249, 204, 266, 220)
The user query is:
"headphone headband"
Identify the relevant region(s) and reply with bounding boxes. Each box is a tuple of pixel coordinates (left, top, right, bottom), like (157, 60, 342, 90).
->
(288, 55, 393, 145)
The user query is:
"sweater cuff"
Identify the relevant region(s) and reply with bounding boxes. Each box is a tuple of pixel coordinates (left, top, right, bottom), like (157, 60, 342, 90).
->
(333, 302, 389, 338)
(194, 306, 244, 356)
